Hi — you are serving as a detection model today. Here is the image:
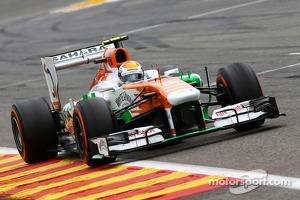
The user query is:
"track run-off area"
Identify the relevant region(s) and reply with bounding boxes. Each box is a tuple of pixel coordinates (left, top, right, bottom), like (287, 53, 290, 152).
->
(0, 151, 232, 200)
(0, 148, 299, 200)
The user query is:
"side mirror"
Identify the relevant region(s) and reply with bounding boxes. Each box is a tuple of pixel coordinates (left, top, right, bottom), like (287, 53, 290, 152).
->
(164, 68, 180, 76)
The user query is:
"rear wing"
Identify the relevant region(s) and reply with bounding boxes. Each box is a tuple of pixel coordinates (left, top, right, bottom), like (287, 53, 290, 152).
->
(41, 36, 128, 111)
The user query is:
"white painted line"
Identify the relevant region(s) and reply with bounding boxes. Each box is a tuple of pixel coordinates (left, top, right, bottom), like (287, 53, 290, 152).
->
(124, 160, 300, 191)
(121, 23, 166, 35)
(121, 0, 267, 34)
(289, 52, 300, 55)
(188, 0, 267, 19)
(257, 62, 300, 75)
(0, 147, 18, 154)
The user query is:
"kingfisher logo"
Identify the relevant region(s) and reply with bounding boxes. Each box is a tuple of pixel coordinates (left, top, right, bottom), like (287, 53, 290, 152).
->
(115, 92, 132, 108)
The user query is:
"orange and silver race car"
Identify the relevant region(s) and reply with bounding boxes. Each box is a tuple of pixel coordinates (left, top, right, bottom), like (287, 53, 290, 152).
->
(11, 36, 284, 166)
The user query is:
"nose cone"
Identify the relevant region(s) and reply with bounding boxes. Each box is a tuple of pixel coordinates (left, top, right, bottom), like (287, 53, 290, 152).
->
(167, 87, 200, 106)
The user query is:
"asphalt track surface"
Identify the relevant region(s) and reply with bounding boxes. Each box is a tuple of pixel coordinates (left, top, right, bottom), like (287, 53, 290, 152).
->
(0, 0, 299, 199)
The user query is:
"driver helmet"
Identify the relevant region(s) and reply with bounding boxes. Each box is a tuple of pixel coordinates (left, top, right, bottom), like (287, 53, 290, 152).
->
(118, 61, 143, 83)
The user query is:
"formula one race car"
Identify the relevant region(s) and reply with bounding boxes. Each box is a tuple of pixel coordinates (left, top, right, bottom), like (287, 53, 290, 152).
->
(11, 36, 283, 166)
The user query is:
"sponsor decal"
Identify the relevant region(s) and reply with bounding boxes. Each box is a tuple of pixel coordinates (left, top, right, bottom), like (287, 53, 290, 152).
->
(137, 128, 158, 135)
(53, 45, 106, 63)
(214, 104, 245, 117)
(115, 92, 132, 108)
(99, 138, 109, 156)
(127, 127, 162, 140)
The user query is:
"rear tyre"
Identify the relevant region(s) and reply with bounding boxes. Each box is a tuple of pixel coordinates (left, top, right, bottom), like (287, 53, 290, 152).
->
(216, 62, 265, 131)
(11, 97, 58, 163)
(73, 98, 117, 167)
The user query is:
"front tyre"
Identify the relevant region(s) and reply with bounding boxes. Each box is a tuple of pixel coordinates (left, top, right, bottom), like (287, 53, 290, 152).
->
(11, 97, 58, 163)
(73, 98, 117, 167)
(216, 62, 265, 131)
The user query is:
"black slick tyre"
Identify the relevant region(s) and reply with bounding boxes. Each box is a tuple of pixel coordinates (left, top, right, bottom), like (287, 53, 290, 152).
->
(73, 98, 117, 167)
(216, 62, 265, 131)
(11, 97, 58, 163)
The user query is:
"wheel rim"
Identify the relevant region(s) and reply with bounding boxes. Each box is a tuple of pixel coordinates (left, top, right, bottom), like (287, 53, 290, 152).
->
(12, 117, 23, 152)
(217, 82, 228, 106)
(74, 117, 85, 154)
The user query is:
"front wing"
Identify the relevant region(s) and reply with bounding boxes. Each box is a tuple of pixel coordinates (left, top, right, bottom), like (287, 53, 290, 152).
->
(90, 96, 282, 159)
